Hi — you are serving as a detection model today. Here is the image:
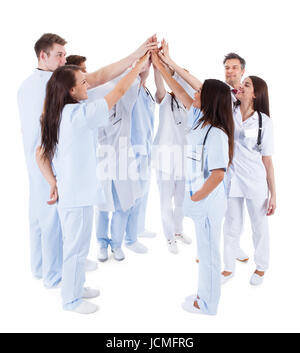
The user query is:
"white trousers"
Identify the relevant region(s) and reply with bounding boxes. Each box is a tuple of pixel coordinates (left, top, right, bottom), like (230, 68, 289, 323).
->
(156, 171, 185, 241)
(223, 197, 270, 273)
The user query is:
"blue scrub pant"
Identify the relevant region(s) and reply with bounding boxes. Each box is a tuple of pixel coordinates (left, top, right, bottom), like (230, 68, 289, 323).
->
(136, 175, 151, 235)
(95, 183, 143, 249)
(29, 189, 62, 288)
(124, 196, 143, 245)
(184, 189, 227, 315)
(137, 190, 149, 235)
(95, 210, 110, 248)
(58, 205, 93, 310)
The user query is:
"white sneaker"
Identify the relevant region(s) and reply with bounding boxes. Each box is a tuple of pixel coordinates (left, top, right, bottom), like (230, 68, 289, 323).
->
(112, 248, 125, 261)
(181, 301, 203, 314)
(97, 247, 108, 262)
(175, 233, 192, 244)
(250, 272, 264, 286)
(138, 230, 156, 238)
(82, 287, 100, 299)
(221, 272, 234, 284)
(71, 300, 98, 314)
(85, 259, 98, 272)
(236, 248, 249, 262)
(125, 241, 148, 254)
(167, 239, 179, 254)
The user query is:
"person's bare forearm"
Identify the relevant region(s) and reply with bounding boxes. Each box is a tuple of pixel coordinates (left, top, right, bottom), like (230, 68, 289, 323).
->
(169, 59, 202, 91)
(86, 38, 158, 89)
(157, 64, 193, 109)
(191, 170, 225, 201)
(36, 146, 56, 186)
(262, 156, 276, 197)
(153, 67, 166, 103)
(104, 54, 148, 110)
(86, 54, 138, 89)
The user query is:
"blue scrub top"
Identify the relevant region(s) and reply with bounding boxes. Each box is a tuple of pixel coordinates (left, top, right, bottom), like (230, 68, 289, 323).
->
(184, 107, 229, 216)
(53, 98, 109, 208)
(130, 86, 155, 156)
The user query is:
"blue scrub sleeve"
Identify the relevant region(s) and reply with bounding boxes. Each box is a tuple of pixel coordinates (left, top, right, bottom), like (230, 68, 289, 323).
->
(84, 98, 109, 129)
(187, 106, 201, 129)
(206, 127, 229, 171)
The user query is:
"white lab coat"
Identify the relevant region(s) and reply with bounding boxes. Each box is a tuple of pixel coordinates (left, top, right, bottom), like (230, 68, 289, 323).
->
(90, 75, 142, 212)
(223, 107, 274, 273)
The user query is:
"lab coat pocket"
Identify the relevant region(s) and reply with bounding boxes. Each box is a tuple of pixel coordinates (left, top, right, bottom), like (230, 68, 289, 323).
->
(242, 129, 258, 150)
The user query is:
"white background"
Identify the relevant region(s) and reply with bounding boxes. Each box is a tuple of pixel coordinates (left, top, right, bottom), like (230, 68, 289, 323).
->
(0, 0, 299, 333)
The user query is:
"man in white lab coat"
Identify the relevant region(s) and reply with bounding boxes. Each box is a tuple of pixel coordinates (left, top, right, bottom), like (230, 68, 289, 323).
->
(223, 52, 249, 262)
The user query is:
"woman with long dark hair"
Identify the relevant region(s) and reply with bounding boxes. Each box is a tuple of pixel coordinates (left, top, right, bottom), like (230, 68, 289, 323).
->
(36, 54, 150, 314)
(151, 50, 234, 315)
(222, 76, 276, 286)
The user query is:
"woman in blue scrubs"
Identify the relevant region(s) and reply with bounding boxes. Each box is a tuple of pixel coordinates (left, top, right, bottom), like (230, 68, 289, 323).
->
(36, 54, 149, 314)
(151, 50, 234, 315)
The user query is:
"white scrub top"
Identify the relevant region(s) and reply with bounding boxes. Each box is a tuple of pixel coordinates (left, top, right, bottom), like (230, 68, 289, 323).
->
(152, 73, 194, 176)
(226, 106, 274, 199)
(152, 93, 187, 177)
(53, 99, 109, 208)
(185, 107, 229, 209)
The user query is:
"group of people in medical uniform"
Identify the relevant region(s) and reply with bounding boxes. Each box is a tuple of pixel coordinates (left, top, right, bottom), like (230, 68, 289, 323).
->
(18, 33, 276, 316)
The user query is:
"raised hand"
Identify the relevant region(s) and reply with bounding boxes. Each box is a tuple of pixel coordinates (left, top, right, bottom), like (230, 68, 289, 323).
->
(136, 51, 151, 72)
(133, 36, 158, 59)
(158, 39, 172, 66)
(151, 51, 164, 71)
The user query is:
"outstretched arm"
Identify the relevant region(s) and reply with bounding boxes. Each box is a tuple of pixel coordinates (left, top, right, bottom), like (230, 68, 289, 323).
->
(158, 39, 202, 91)
(151, 51, 193, 109)
(35, 146, 58, 205)
(153, 65, 166, 104)
(104, 52, 150, 110)
(86, 36, 158, 89)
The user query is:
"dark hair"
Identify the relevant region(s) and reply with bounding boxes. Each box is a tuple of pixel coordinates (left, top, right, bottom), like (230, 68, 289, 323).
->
(66, 55, 87, 66)
(197, 79, 234, 165)
(223, 53, 246, 70)
(249, 76, 270, 117)
(34, 33, 67, 59)
(40, 65, 80, 161)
